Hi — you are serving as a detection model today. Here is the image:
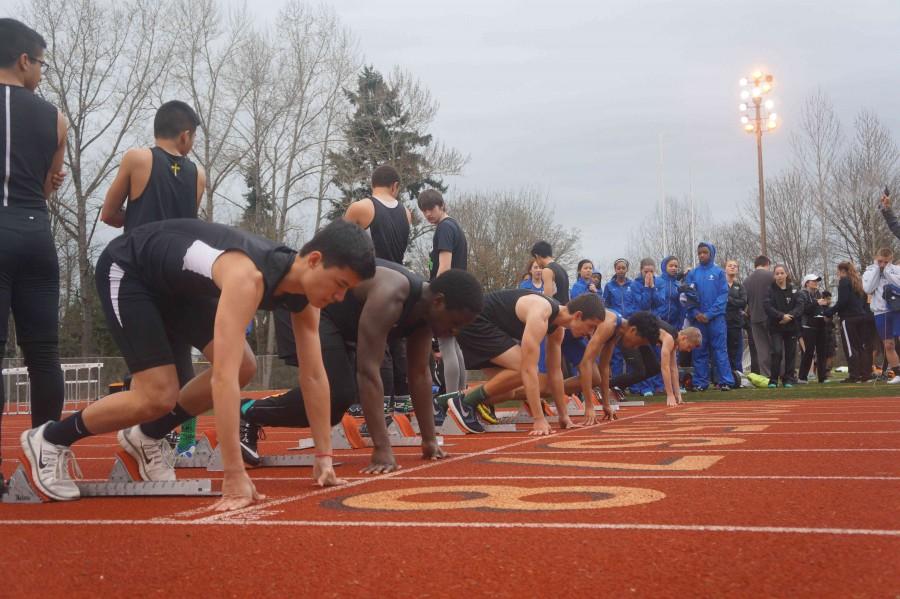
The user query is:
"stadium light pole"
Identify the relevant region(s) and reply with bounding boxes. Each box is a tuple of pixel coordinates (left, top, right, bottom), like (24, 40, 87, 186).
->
(739, 71, 778, 256)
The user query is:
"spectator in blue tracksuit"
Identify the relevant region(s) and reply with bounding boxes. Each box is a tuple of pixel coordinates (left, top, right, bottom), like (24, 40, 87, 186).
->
(603, 259, 635, 377)
(655, 256, 684, 328)
(628, 258, 665, 394)
(571, 259, 600, 299)
(684, 242, 735, 390)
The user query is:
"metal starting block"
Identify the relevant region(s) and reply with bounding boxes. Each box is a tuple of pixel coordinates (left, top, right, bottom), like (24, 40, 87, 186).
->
(174, 434, 215, 468)
(204, 427, 344, 472)
(1, 452, 219, 503)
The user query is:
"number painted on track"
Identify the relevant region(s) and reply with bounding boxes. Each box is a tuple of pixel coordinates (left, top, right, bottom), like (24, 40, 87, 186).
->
(546, 436, 745, 449)
(336, 485, 666, 511)
(488, 455, 723, 471)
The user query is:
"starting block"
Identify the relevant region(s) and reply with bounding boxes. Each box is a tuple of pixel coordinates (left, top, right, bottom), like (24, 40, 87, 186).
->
(174, 434, 215, 468)
(1, 452, 219, 503)
(205, 428, 343, 471)
(332, 413, 444, 450)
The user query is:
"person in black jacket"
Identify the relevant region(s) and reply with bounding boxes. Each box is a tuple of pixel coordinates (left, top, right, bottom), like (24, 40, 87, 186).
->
(796, 274, 831, 383)
(763, 265, 803, 387)
(824, 261, 873, 383)
(724, 260, 747, 387)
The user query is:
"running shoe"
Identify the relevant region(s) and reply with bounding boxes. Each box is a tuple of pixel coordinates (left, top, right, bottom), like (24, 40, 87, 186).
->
(717, 385, 731, 392)
(783, 383, 794, 389)
(446, 395, 485, 434)
(767, 383, 777, 388)
(164, 430, 180, 449)
(432, 394, 447, 426)
(20, 422, 81, 501)
(642, 390, 654, 398)
(360, 416, 393, 437)
(887, 375, 900, 385)
(611, 386, 626, 402)
(476, 402, 500, 425)
(118, 425, 176, 482)
(348, 403, 364, 417)
(392, 395, 414, 414)
(239, 418, 262, 467)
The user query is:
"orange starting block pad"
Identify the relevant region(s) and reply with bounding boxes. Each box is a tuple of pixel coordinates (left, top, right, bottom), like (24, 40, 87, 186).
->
(292, 413, 445, 451)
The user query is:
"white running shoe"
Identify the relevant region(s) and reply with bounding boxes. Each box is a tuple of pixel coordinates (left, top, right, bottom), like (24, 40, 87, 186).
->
(887, 375, 900, 385)
(20, 422, 82, 501)
(118, 425, 176, 481)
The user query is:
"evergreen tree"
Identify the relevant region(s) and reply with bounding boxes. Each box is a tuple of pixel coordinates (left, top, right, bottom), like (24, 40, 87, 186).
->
(240, 166, 275, 238)
(327, 66, 446, 222)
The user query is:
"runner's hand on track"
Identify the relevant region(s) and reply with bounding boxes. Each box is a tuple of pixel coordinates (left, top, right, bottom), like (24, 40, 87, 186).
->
(559, 416, 583, 430)
(581, 407, 602, 426)
(666, 394, 678, 407)
(361, 446, 401, 474)
(529, 419, 553, 436)
(422, 439, 447, 461)
(313, 457, 346, 487)
(211, 470, 265, 512)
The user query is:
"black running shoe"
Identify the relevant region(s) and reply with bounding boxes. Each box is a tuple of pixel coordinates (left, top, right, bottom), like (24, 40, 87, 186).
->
(446, 395, 484, 434)
(239, 418, 261, 467)
(432, 395, 447, 427)
(611, 386, 626, 402)
(360, 416, 393, 437)
(348, 403, 364, 417)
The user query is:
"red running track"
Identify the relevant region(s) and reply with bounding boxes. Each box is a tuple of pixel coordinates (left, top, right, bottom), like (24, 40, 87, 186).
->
(2, 397, 899, 598)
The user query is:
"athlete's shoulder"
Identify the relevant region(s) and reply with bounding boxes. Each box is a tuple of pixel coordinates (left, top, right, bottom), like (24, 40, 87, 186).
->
(121, 147, 153, 170)
(344, 198, 375, 227)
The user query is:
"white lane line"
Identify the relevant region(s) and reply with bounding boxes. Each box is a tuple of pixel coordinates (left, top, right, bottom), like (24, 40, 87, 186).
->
(0, 519, 897, 537)
(494, 449, 900, 453)
(191, 407, 673, 523)
(238, 474, 900, 482)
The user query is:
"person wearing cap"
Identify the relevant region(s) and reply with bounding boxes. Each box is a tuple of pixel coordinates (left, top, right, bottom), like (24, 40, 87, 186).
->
(590, 270, 602, 291)
(797, 274, 832, 383)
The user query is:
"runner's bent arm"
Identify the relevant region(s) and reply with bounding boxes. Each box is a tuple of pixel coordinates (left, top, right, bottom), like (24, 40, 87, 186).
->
(544, 326, 569, 421)
(100, 150, 139, 227)
(519, 300, 552, 428)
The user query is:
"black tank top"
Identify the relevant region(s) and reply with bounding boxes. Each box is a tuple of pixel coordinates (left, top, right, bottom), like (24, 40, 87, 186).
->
(546, 261, 570, 303)
(323, 258, 425, 341)
(483, 289, 560, 340)
(656, 316, 677, 341)
(368, 196, 409, 264)
(0, 85, 57, 212)
(104, 219, 308, 312)
(124, 147, 198, 231)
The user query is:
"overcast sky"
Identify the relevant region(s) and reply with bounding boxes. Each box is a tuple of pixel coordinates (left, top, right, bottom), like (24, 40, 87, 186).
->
(253, 0, 896, 270)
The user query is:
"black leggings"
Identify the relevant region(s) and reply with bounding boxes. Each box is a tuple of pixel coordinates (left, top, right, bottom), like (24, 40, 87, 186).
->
(381, 337, 408, 398)
(799, 326, 829, 383)
(242, 316, 357, 428)
(0, 209, 64, 440)
(769, 329, 797, 384)
(610, 345, 660, 389)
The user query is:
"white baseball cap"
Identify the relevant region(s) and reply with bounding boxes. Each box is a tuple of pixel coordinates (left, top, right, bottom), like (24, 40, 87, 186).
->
(802, 274, 822, 284)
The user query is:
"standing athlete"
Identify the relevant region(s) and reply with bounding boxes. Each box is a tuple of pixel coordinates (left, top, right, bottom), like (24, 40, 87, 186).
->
(418, 189, 469, 397)
(0, 19, 67, 470)
(238, 264, 483, 473)
(99, 100, 206, 453)
(344, 164, 413, 413)
(20, 219, 375, 509)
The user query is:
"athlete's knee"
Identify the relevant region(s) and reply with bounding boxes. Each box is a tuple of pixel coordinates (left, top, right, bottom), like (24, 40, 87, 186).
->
(20, 341, 61, 371)
(132, 372, 180, 420)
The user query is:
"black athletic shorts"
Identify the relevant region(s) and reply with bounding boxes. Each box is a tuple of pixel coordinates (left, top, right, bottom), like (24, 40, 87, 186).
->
(456, 315, 518, 370)
(96, 250, 216, 374)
